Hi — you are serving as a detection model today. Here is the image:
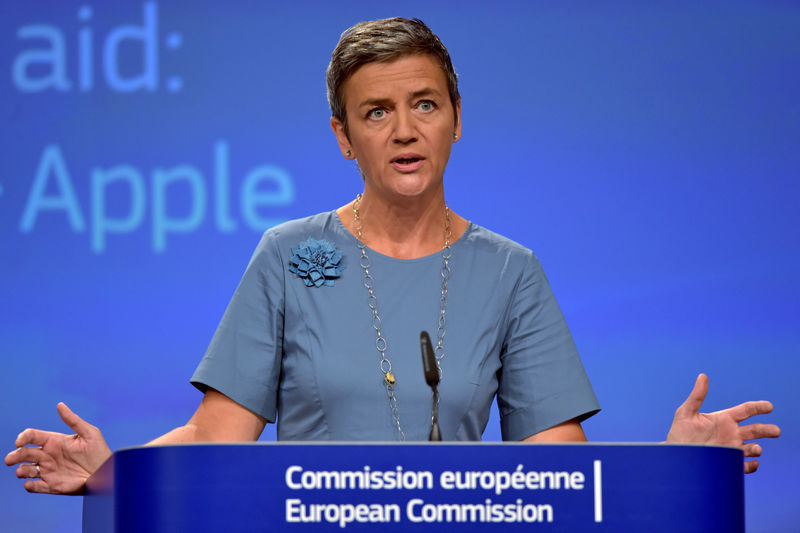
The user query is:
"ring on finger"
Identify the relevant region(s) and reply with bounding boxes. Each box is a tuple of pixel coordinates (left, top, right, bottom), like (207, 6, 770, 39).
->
(35, 464, 41, 477)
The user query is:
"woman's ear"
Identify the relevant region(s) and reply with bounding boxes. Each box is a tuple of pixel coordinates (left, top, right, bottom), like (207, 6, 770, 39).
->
(331, 116, 354, 159)
(453, 99, 462, 142)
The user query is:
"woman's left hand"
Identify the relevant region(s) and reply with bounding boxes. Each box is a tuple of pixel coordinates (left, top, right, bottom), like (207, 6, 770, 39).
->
(666, 373, 780, 473)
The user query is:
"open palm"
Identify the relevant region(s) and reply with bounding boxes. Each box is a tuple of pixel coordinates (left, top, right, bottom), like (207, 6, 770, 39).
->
(666, 374, 780, 473)
(5, 403, 112, 494)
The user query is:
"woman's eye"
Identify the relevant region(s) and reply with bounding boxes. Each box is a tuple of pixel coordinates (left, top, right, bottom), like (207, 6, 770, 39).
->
(418, 101, 435, 112)
(368, 108, 386, 119)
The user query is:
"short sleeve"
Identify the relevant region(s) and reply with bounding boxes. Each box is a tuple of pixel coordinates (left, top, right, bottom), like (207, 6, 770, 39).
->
(498, 253, 600, 440)
(190, 230, 285, 422)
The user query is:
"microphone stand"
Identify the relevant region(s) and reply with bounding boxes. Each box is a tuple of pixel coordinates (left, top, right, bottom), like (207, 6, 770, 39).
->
(420, 331, 442, 441)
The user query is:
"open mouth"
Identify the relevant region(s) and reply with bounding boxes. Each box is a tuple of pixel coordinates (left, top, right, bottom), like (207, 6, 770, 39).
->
(391, 155, 425, 170)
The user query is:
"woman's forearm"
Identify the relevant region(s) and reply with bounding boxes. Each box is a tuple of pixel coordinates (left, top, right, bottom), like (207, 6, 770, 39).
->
(146, 424, 202, 446)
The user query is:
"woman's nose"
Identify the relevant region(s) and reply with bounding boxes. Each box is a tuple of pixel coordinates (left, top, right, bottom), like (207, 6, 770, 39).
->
(392, 109, 417, 144)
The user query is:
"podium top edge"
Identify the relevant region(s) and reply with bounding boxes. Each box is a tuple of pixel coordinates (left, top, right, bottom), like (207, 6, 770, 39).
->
(115, 441, 742, 452)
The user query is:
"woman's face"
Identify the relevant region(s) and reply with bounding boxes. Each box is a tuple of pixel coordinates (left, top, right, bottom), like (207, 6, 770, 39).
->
(331, 54, 461, 201)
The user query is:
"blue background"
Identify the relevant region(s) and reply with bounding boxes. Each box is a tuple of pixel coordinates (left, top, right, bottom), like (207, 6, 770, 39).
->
(1, 1, 797, 532)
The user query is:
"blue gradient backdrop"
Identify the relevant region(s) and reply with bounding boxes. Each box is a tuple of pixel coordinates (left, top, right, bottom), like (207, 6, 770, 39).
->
(1, 2, 798, 532)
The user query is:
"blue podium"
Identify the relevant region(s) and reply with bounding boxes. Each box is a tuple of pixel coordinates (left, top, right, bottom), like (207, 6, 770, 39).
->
(83, 443, 743, 532)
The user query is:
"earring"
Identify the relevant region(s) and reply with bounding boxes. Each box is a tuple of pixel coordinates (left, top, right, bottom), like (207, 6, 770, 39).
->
(346, 150, 352, 157)
(452, 133, 458, 140)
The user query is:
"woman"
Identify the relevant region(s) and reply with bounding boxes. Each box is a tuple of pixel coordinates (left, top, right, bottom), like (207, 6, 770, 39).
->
(5, 18, 779, 495)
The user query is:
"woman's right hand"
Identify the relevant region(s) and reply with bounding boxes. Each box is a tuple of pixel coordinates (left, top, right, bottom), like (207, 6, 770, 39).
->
(4, 402, 112, 494)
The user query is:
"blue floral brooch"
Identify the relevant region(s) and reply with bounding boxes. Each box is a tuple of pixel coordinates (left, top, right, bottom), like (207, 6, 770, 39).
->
(288, 238, 345, 287)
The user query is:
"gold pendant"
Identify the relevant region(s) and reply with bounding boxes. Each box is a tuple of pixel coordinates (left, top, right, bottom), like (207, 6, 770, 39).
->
(384, 371, 396, 386)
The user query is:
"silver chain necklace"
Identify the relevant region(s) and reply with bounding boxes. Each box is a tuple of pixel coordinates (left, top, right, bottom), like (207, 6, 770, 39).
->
(352, 194, 452, 441)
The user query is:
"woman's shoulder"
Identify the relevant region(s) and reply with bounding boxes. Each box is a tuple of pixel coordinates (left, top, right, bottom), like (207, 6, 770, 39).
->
(261, 211, 343, 244)
(460, 222, 539, 263)
(244, 211, 344, 265)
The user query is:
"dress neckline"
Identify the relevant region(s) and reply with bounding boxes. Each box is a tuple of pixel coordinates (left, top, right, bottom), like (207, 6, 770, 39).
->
(330, 210, 474, 263)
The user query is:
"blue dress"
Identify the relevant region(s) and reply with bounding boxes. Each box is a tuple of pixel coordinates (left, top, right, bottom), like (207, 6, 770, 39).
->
(191, 211, 599, 441)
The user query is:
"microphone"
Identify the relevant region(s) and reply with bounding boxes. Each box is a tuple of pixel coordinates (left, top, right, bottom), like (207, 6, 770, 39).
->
(420, 331, 441, 441)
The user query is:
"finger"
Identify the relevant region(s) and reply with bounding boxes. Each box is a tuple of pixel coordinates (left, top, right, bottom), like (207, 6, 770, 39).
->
(743, 443, 762, 458)
(24, 480, 51, 493)
(56, 402, 94, 438)
(14, 428, 54, 448)
(16, 464, 41, 479)
(677, 373, 708, 416)
(727, 400, 774, 423)
(5, 446, 46, 466)
(740, 423, 781, 441)
(4, 448, 22, 466)
(744, 460, 759, 474)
